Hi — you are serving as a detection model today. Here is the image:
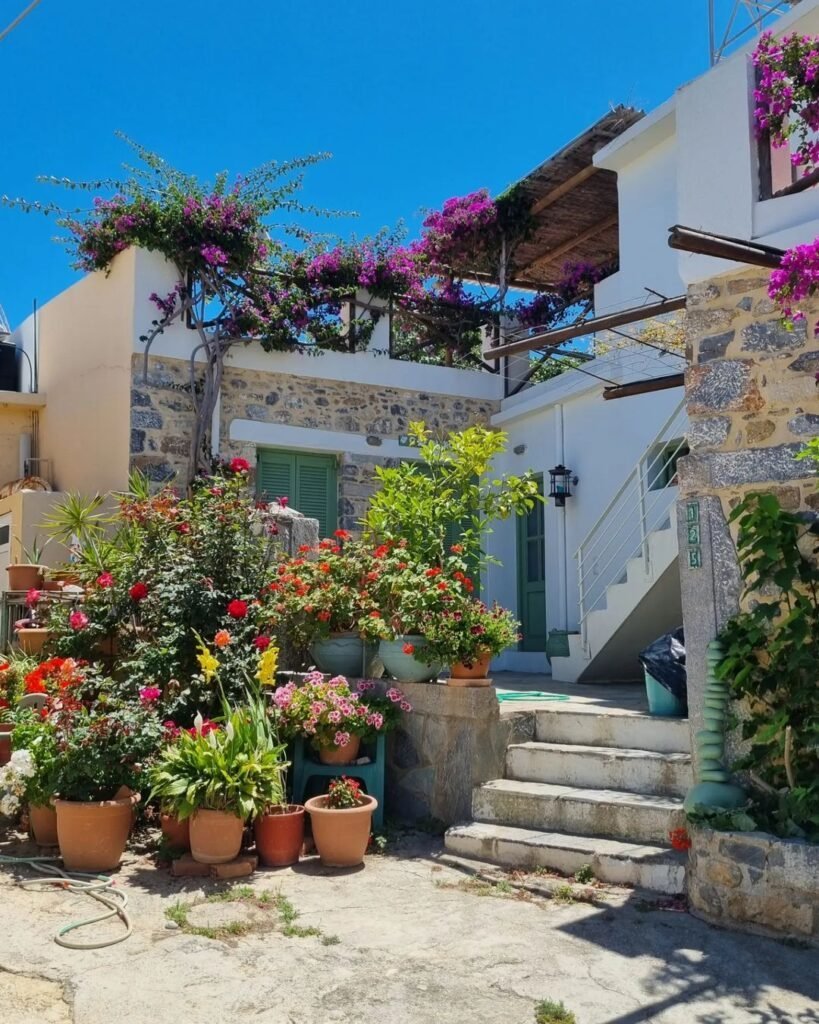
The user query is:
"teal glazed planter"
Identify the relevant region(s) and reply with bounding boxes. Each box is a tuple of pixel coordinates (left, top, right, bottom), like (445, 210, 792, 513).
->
(379, 636, 443, 683)
(310, 633, 379, 678)
(644, 672, 686, 717)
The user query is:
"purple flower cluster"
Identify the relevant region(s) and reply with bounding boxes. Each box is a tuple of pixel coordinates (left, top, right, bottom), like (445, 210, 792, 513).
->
(768, 238, 819, 332)
(514, 260, 613, 327)
(419, 189, 498, 271)
(753, 31, 819, 171)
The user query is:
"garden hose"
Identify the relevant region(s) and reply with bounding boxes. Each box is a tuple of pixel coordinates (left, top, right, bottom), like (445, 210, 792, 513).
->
(0, 854, 132, 949)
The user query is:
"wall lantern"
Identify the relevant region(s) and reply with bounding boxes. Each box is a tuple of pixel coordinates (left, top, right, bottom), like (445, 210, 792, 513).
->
(548, 464, 577, 507)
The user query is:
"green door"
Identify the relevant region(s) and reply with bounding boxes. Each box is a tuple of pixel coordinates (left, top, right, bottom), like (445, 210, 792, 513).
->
(517, 476, 546, 651)
(256, 449, 338, 539)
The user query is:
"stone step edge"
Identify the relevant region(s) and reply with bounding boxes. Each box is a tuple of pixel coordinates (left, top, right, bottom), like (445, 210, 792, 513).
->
(477, 778, 686, 810)
(507, 741, 692, 762)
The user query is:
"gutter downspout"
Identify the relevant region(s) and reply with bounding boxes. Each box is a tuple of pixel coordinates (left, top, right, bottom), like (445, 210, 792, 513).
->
(554, 403, 569, 633)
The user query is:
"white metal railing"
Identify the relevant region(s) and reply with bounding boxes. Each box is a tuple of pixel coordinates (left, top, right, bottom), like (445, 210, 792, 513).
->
(576, 396, 688, 652)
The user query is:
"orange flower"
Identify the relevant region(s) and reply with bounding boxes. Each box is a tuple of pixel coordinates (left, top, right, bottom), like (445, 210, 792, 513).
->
(214, 630, 232, 648)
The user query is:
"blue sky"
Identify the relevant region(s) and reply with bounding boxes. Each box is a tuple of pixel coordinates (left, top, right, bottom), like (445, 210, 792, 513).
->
(1, 1, 724, 326)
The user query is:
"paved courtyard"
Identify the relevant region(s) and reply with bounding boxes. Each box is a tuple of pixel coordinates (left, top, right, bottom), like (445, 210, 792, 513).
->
(0, 830, 817, 1024)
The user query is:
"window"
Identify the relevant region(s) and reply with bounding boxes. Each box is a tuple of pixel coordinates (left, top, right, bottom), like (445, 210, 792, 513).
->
(256, 449, 338, 538)
(646, 439, 689, 491)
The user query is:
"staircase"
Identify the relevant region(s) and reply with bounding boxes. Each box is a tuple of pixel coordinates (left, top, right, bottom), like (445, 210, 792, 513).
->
(445, 704, 691, 893)
(551, 398, 688, 683)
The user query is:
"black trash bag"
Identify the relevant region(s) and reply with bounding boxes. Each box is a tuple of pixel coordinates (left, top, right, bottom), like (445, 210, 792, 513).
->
(638, 627, 687, 703)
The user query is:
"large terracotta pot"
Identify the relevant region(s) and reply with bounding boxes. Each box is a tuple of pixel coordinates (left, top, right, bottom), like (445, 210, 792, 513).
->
(189, 808, 244, 864)
(17, 628, 51, 656)
(254, 805, 305, 867)
(160, 812, 190, 850)
(318, 734, 361, 765)
(451, 649, 491, 679)
(0, 724, 12, 766)
(55, 792, 140, 872)
(378, 636, 442, 683)
(6, 564, 44, 592)
(305, 794, 377, 868)
(29, 804, 58, 846)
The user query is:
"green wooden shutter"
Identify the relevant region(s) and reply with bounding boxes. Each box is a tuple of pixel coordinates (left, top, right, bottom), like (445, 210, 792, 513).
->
(295, 453, 337, 539)
(517, 475, 547, 651)
(256, 450, 296, 505)
(257, 449, 338, 539)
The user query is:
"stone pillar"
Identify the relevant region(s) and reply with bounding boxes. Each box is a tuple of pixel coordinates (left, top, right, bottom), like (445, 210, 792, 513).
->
(386, 683, 534, 825)
(677, 269, 819, 774)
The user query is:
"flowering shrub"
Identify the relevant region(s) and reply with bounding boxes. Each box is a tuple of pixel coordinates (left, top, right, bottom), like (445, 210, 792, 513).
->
(0, 749, 36, 817)
(7, 714, 60, 810)
(49, 467, 281, 723)
(23, 657, 87, 696)
(422, 600, 521, 668)
(326, 775, 365, 809)
(768, 239, 819, 332)
(271, 673, 410, 751)
(0, 655, 34, 720)
(753, 31, 819, 173)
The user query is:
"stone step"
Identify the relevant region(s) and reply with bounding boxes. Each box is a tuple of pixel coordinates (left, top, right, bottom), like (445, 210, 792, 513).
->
(472, 779, 685, 844)
(506, 742, 693, 798)
(535, 708, 690, 754)
(445, 821, 686, 895)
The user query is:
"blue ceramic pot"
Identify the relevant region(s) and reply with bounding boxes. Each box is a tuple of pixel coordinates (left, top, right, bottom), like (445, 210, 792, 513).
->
(310, 633, 379, 678)
(378, 636, 442, 683)
(644, 672, 686, 717)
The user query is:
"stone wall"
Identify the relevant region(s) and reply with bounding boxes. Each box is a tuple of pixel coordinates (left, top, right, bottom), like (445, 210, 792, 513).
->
(130, 356, 499, 528)
(386, 683, 534, 825)
(689, 828, 819, 941)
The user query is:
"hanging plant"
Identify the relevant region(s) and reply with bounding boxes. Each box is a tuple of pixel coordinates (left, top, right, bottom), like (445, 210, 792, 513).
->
(753, 30, 819, 173)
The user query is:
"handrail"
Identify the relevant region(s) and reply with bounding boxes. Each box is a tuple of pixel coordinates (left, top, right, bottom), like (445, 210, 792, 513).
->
(576, 395, 688, 652)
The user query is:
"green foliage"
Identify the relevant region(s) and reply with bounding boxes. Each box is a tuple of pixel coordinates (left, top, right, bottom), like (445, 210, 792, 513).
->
(717, 492, 819, 839)
(10, 712, 60, 807)
(535, 999, 576, 1024)
(573, 864, 595, 884)
(685, 805, 759, 832)
(149, 696, 287, 820)
(421, 597, 520, 666)
(363, 420, 541, 569)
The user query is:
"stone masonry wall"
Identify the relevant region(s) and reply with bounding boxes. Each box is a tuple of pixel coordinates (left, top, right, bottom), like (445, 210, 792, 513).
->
(130, 355, 499, 529)
(679, 266, 819, 939)
(689, 828, 819, 941)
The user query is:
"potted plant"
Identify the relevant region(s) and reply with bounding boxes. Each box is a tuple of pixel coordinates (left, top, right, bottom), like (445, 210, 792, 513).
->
(0, 656, 30, 765)
(8, 714, 60, 845)
(51, 699, 165, 871)
(305, 775, 377, 868)
(272, 672, 411, 765)
(272, 536, 379, 677)
(423, 599, 521, 685)
(14, 589, 53, 656)
(149, 698, 288, 865)
(6, 540, 49, 593)
(254, 800, 305, 868)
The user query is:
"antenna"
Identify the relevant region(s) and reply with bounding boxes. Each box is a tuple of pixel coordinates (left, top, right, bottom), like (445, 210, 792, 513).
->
(708, 0, 802, 66)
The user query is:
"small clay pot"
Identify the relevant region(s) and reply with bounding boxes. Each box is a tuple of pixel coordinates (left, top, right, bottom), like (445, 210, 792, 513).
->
(6, 564, 44, 592)
(17, 628, 51, 656)
(305, 794, 377, 868)
(254, 805, 305, 867)
(160, 812, 190, 851)
(450, 649, 491, 679)
(189, 808, 244, 864)
(55, 792, 140, 872)
(318, 735, 361, 765)
(29, 804, 58, 846)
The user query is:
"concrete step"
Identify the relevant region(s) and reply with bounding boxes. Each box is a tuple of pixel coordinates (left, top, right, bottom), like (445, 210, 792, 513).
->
(506, 742, 693, 798)
(535, 708, 690, 754)
(445, 821, 686, 895)
(472, 779, 685, 844)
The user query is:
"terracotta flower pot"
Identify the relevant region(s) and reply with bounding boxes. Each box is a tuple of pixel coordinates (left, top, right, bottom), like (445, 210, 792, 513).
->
(0, 724, 12, 766)
(160, 812, 190, 851)
(6, 564, 44, 592)
(254, 805, 305, 867)
(189, 808, 244, 864)
(451, 649, 492, 679)
(305, 794, 377, 868)
(55, 792, 140, 872)
(17, 628, 51, 656)
(29, 804, 58, 846)
(318, 734, 361, 765)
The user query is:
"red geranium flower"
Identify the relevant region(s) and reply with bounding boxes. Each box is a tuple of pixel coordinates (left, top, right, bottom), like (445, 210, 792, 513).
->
(229, 457, 251, 474)
(425, 567, 442, 578)
(450, 544, 463, 553)
(402, 642, 415, 655)
(317, 610, 331, 622)
(334, 529, 350, 540)
(129, 581, 149, 602)
(669, 828, 692, 852)
(227, 599, 248, 619)
(96, 572, 115, 589)
(254, 636, 271, 650)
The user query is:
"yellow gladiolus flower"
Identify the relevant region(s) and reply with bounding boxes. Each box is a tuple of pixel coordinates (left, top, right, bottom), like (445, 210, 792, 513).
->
(196, 642, 219, 683)
(257, 646, 279, 687)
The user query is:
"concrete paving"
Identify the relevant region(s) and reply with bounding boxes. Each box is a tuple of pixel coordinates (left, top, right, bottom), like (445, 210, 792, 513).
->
(1, 830, 817, 1024)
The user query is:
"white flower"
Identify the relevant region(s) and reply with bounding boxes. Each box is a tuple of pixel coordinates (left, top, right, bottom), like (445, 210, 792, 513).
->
(0, 793, 20, 817)
(10, 749, 35, 778)
(193, 711, 204, 736)
(225, 721, 234, 742)
(207, 729, 218, 749)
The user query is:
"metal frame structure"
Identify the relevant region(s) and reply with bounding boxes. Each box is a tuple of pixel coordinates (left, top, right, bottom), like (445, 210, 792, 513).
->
(708, 0, 799, 66)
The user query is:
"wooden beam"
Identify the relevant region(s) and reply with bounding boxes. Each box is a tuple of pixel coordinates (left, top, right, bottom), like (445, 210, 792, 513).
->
(602, 373, 685, 401)
(522, 213, 619, 277)
(484, 294, 687, 361)
(667, 225, 784, 268)
(530, 164, 600, 215)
